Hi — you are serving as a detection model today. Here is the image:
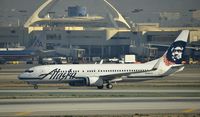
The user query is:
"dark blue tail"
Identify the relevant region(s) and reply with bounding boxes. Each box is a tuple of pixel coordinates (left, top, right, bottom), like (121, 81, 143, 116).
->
(164, 30, 189, 65)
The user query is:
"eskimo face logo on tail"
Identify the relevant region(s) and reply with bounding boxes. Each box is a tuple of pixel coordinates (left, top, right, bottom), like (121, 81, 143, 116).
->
(164, 41, 186, 65)
(171, 46, 183, 61)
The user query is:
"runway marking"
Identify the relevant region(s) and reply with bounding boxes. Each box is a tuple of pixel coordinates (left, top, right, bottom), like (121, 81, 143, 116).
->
(182, 108, 195, 113)
(15, 111, 31, 116)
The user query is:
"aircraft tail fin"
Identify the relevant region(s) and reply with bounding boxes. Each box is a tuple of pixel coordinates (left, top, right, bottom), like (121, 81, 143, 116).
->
(162, 30, 189, 66)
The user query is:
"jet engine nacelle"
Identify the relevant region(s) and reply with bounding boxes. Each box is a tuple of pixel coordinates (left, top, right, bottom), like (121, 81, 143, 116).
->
(69, 77, 103, 87)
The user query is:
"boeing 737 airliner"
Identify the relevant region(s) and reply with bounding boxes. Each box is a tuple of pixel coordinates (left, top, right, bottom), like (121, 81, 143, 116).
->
(18, 30, 189, 89)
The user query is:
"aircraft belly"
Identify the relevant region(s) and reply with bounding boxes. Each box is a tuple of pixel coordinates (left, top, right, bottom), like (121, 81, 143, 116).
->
(25, 78, 71, 84)
(121, 78, 154, 82)
(128, 72, 157, 77)
(122, 76, 162, 82)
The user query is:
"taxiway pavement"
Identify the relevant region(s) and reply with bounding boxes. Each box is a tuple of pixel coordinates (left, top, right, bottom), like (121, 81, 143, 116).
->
(0, 97, 200, 116)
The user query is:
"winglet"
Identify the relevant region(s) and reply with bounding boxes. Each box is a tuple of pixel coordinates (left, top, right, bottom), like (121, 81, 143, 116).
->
(100, 59, 104, 64)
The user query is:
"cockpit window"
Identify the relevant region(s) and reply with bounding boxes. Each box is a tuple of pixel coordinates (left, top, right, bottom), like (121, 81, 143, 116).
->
(24, 69, 34, 73)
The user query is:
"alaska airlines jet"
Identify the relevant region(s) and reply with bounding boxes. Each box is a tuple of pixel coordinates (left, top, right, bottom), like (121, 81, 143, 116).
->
(18, 30, 189, 89)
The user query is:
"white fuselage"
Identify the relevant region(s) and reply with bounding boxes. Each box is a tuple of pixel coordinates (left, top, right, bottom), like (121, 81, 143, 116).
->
(18, 30, 188, 89)
(18, 58, 182, 85)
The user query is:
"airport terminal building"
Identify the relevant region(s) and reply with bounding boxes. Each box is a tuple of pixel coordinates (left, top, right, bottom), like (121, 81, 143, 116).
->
(29, 27, 132, 58)
(0, 0, 200, 62)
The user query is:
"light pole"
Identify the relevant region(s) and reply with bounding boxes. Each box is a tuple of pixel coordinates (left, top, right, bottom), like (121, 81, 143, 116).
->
(0, 15, 3, 26)
(18, 10, 27, 46)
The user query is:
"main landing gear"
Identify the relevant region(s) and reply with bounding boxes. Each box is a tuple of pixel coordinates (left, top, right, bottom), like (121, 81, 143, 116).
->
(97, 83, 113, 89)
(33, 84, 38, 89)
(97, 85, 104, 89)
(106, 83, 113, 89)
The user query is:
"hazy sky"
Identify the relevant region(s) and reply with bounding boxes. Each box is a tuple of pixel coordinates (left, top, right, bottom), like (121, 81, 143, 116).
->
(0, 0, 200, 26)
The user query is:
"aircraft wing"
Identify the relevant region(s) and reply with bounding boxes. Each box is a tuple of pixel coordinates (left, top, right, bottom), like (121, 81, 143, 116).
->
(99, 69, 154, 82)
(100, 60, 160, 80)
(100, 72, 133, 79)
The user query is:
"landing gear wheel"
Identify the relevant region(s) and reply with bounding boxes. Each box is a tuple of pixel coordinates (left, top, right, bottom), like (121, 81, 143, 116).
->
(106, 84, 113, 89)
(97, 85, 104, 89)
(34, 84, 38, 89)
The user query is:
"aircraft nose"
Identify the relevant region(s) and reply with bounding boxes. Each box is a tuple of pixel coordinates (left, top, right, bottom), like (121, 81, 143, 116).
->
(18, 73, 26, 80)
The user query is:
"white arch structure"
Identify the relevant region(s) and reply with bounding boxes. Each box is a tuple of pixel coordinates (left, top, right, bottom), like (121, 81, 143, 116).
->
(24, 0, 131, 29)
(24, 0, 53, 27)
(103, 0, 131, 29)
